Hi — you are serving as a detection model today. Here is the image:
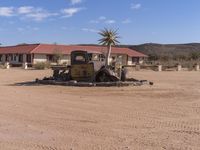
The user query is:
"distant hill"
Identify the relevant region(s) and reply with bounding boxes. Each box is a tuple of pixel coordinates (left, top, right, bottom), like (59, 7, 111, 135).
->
(127, 43, 200, 58)
(80, 43, 200, 57)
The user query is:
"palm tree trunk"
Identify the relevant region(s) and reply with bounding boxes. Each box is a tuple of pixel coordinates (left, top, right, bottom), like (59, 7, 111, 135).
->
(105, 44, 112, 66)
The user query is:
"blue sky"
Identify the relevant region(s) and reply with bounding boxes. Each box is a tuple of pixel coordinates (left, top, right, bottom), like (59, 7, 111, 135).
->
(0, 0, 200, 45)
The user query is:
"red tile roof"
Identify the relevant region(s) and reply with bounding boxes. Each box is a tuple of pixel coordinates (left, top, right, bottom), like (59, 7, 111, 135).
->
(0, 44, 147, 57)
(0, 44, 39, 54)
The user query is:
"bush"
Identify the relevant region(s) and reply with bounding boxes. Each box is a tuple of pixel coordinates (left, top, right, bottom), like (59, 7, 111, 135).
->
(53, 51, 63, 64)
(33, 62, 50, 70)
(45, 62, 51, 69)
(0, 64, 4, 69)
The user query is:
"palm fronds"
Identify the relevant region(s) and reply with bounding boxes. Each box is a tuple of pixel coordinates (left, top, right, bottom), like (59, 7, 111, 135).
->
(98, 28, 120, 46)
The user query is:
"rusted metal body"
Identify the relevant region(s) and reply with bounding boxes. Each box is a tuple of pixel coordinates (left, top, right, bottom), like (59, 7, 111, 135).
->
(51, 50, 122, 82)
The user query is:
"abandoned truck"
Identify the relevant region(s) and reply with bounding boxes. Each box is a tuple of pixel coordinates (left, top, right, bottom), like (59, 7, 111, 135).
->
(37, 50, 153, 87)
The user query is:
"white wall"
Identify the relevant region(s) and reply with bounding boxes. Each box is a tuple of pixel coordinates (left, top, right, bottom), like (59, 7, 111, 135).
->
(32, 54, 144, 66)
(33, 54, 47, 64)
(121, 55, 127, 65)
(60, 55, 70, 65)
(105, 54, 128, 66)
(127, 57, 145, 65)
(139, 58, 144, 64)
(127, 56, 133, 65)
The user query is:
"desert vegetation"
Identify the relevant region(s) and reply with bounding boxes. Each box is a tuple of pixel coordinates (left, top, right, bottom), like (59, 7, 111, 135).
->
(98, 28, 120, 66)
(129, 43, 200, 67)
(33, 62, 51, 70)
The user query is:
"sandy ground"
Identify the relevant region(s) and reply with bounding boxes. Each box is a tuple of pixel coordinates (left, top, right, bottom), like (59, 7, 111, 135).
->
(0, 69, 200, 150)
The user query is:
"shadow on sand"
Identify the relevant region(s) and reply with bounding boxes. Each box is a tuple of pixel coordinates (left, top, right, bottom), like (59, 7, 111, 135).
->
(9, 81, 42, 86)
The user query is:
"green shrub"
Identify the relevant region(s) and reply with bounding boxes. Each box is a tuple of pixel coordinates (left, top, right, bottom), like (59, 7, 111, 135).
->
(45, 62, 51, 69)
(0, 64, 4, 69)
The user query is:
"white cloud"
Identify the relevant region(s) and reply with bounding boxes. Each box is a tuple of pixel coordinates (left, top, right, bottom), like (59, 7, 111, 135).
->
(70, 0, 82, 5)
(8, 21, 15, 24)
(32, 27, 39, 31)
(61, 27, 68, 30)
(24, 11, 58, 21)
(89, 20, 99, 24)
(18, 6, 34, 14)
(90, 16, 116, 24)
(61, 26, 75, 30)
(17, 27, 25, 32)
(19, 7, 58, 21)
(81, 28, 98, 33)
(122, 18, 131, 24)
(17, 26, 39, 32)
(0, 7, 15, 17)
(61, 7, 83, 17)
(0, 5, 83, 21)
(0, 6, 57, 21)
(89, 16, 105, 24)
(131, 3, 141, 10)
(105, 20, 116, 24)
(99, 16, 106, 20)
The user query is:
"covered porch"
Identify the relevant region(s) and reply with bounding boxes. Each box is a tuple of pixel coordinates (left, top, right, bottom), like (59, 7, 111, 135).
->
(0, 54, 33, 65)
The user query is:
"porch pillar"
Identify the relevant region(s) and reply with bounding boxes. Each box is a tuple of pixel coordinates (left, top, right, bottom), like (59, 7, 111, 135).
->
(23, 54, 27, 63)
(8, 55, 11, 62)
(2, 54, 6, 63)
(31, 54, 34, 64)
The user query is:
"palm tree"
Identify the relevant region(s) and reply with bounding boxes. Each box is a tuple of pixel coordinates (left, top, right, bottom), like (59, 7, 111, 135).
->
(98, 28, 120, 66)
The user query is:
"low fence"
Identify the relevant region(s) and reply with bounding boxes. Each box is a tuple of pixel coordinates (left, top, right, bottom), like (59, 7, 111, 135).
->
(0, 62, 31, 69)
(124, 64, 200, 71)
(0, 62, 200, 72)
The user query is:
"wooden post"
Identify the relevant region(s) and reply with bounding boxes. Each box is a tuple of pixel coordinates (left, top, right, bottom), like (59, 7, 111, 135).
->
(158, 65, 162, 72)
(5, 62, 10, 69)
(195, 64, 199, 71)
(23, 62, 28, 69)
(177, 65, 182, 71)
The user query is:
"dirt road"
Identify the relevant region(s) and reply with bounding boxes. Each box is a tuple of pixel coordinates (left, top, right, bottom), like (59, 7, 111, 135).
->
(0, 69, 200, 149)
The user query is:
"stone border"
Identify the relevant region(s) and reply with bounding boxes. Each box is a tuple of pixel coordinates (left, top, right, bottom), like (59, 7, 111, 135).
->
(36, 79, 152, 87)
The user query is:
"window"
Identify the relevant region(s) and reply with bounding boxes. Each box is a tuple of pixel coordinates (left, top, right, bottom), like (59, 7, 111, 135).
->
(132, 57, 139, 63)
(112, 56, 116, 61)
(10, 55, 13, 61)
(75, 55, 86, 62)
(99, 54, 105, 61)
(14, 55, 17, 61)
(19, 54, 23, 62)
(26, 54, 32, 63)
(88, 53, 92, 61)
(47, 55, 54, 62)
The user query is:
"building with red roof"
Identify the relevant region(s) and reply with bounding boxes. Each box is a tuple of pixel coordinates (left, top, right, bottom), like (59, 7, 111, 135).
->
(0, 44, 147, 66)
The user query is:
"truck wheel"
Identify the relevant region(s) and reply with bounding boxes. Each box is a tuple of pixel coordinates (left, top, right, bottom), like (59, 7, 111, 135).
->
(95, 69, 111, 82)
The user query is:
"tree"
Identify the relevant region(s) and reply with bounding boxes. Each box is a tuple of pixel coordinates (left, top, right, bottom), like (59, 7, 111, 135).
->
(53, 51, 63, 64)
(98, 28, 120, 66)
(52, 43, 63, 64)
(189, 52, 200, 61)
